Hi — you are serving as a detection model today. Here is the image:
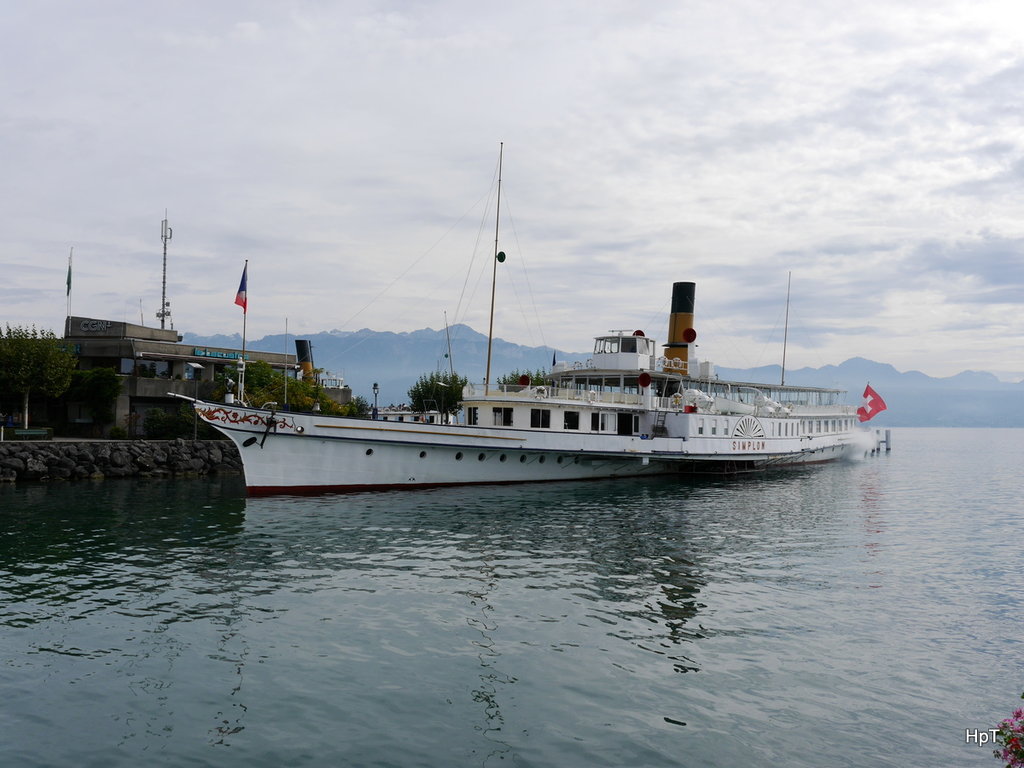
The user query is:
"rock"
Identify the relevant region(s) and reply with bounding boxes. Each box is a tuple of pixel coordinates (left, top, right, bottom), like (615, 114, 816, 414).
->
(23, 457, 49, 480)
(0, 457, 25, 474)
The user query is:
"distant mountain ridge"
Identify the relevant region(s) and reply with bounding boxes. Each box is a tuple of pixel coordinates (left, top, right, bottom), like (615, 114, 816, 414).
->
(183, 326, 1024, 428)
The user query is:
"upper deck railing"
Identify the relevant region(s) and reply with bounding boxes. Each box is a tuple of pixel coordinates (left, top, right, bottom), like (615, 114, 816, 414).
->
(463, 383, 855, 416)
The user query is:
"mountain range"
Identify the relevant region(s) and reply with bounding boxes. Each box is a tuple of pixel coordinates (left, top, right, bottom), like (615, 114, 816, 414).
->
(183, 325, 1024, 428)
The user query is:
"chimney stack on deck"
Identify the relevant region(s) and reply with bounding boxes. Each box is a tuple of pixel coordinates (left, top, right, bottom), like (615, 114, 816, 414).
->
(295, 340, 315, 383)
(663, 281, 696, 375)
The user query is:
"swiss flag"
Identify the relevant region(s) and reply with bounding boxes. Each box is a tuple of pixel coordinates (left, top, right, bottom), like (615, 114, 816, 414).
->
(857, 384, 887, 423)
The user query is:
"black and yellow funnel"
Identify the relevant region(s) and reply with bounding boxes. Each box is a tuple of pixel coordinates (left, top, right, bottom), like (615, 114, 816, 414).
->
(663, 281, 696, 374)
(295, 339, 315, 383)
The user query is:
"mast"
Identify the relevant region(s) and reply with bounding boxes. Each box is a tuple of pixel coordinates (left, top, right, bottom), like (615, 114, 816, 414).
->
(484, 142, 505, 396)
(444, 310, 455, 377)
(781, 271, 791, 386)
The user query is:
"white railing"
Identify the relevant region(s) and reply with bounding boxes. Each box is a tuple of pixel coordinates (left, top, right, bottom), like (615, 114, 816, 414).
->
(462, 383, 857, 418)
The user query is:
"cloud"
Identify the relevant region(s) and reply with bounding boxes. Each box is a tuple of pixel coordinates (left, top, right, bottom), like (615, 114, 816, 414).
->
(2, 1, 1024, 381)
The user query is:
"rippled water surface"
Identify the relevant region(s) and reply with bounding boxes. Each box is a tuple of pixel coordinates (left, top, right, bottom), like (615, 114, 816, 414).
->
(2, 428, 1022, 767)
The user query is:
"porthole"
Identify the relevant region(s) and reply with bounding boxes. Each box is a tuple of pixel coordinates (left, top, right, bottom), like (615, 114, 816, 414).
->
(539, 456, 546, 464)
(556, 456, 563, 464)
(573, 456, 580, 464)
(519, 455, 527, 463)
(455, 452, 463, 460)
(499, 454, 507, 462)
(478, 453, 486, 461)
(419, 451, 427, 458)
(365, 448, 373, 456)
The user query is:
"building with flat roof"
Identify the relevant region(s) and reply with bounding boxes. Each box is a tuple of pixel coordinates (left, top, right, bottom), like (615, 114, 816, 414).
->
(64, 316, 297, 436)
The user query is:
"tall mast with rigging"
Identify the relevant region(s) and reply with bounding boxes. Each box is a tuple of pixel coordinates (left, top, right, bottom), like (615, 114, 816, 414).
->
(484, 142, 505, 396)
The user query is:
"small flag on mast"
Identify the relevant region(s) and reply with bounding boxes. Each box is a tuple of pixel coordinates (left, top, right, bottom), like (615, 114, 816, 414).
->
(234, 263, 248, 313)
(856, 384, 887, 423)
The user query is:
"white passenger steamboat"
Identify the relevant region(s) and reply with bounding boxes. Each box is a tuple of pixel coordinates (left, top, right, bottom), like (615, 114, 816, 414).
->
(193, 281, 862, 494)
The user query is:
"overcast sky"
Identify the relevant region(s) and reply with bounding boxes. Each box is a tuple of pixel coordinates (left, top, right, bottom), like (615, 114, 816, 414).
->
(4, 1, 1024, 381)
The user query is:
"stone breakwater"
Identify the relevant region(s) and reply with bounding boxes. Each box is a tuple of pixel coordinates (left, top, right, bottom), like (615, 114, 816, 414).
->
(0, 439, 242, 484)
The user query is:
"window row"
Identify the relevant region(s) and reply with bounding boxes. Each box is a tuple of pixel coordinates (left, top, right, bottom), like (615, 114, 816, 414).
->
(465, 407, 637, 435)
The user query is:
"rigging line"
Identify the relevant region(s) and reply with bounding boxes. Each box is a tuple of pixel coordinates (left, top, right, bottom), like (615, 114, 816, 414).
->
(335, 183, 493, 333)
(501, 197, 547, 351)
(335, 202, 500, 363)
(452, 184, 498, 332)
(452, 158, 501, 332)
(754, 301, 788, 369)
(642, 296, 672, 339)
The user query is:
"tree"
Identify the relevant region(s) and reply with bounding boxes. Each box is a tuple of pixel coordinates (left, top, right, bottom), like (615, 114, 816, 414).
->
(407, 371, 468, 417)
(67, 367, 123, 429)
(216, 361, 361, 416)
(497, 368, 549, 386)
(0, 325, 77, 428)
(144, 403, 221, 440)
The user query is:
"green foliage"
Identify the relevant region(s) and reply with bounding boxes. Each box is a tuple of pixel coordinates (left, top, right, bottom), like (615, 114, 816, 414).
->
(349, 395, 371, 417)
(407, 371, 468, 416)
(67, 367, 123, 425)
(0, 325, 77, 428)
(217, 361, 359, 416)
(497, 368, 549, 386)
(108, 426, 128, 440)
(144, 403, 221, 440)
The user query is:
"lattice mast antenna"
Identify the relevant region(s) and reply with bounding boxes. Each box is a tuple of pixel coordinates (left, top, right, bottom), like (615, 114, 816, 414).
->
(158, 212, 173, 329)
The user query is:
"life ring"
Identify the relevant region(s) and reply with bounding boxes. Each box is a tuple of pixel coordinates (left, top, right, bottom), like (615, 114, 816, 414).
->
(534, 386, 547, 398)
(670, 393, 684, 408)
(587, 390, 598, 403)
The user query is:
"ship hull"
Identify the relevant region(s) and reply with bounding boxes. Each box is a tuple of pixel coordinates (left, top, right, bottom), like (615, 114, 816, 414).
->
(196, 402, 858, 494)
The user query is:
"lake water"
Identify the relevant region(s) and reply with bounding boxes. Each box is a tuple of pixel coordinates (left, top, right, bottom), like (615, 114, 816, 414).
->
(1, 428, 1022, 767)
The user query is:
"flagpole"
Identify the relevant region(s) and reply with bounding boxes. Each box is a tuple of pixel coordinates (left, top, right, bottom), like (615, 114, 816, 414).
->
(66, 247, 73, 324)
(238, 260, 249, 404)
(283, 317, 289, 409)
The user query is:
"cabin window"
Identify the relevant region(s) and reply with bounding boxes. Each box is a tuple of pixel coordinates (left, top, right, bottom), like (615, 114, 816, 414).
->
(492, 407, 513, 426)
(564, 411, 580, 430)
(466, 407, 478, 426)
(711, 420, 718, 436)
(591, 412, 600, 431)
(620, 337, 636, 353)
(530, 409, 551, 428)
(697, 419, 704, 435)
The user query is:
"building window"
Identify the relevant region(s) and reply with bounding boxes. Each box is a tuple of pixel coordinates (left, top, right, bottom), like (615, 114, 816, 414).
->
(564, 411, 580, 430)
(531, 409, 551, 428)
(467, 407, 479, 426)
(492, 407, 513, 426)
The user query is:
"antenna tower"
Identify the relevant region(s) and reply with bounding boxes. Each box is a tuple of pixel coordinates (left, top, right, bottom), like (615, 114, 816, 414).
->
(157, 212, 173, 329)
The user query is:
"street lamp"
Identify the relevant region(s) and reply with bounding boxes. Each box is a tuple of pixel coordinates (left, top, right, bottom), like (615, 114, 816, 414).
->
(186, 362, 204, 439)
(372, 382, 379, 420)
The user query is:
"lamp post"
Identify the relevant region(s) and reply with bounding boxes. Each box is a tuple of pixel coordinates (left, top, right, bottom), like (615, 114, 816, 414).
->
(186, 362, 204, 439)
(372, 382, 379, 420)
